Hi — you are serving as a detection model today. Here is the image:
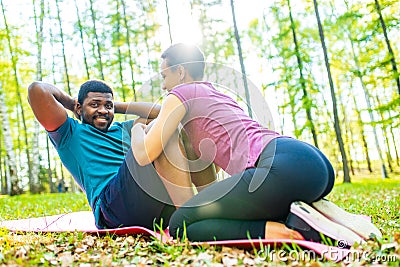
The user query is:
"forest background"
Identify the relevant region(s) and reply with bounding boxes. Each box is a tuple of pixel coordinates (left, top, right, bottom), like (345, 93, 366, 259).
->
(0, 0, 399, 196)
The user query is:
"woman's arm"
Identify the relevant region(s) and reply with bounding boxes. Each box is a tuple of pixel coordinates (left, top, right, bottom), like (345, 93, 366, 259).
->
(131, 94, 186, 166)
(114, 101, 161, 119)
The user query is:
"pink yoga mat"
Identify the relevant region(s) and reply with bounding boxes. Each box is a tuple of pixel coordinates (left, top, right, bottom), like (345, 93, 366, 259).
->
(0, 211, 351, 262)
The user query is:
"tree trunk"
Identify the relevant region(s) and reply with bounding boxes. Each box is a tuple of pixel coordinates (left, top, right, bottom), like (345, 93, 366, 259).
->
(352, 95, 373, 173)
(339, 93, 354, 176)
(60, 162, 65, 193)
(312, 0, 351, 183)
(47, 8, 57, 84)
(120, 0, 137, 100)
(165, 0, 173, 44)
(31, 0, 45, 193)
(388, 121, 399, 166)
(375, 96, 393, 173)
(114, 0, 127, 103)
(74, 0, 90, 80)
(1, 1, 32, 192)
(140, 1, 156, 102)
(0, 86, 20, 195)
(374, 0, 400, 95)
(88, 0, 105, 80)
(46, 137, 54, 193)
(47, 8, 60, 192)
(0, 127, 5, 194)
(287, 0, 319, 148)
(55, 0, 72, 95)
(230, 0, 252, 118)
(345, 15, 388, 178)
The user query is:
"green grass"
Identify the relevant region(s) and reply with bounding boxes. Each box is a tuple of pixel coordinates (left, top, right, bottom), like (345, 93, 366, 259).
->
(0, 175, 399, 266)
(0, 193, 89, 220)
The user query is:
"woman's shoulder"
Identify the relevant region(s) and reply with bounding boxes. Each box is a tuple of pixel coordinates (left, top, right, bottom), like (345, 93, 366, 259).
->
(174, 81, 212, 91)
(171, 82, 213, 98)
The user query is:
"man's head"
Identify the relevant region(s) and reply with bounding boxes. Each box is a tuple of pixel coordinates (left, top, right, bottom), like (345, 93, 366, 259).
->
(76, 80, 114, 132)
(160, 43, 205, 91)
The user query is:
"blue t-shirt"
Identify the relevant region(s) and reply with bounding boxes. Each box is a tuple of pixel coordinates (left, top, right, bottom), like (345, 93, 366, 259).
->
(48, 117, 134, 211)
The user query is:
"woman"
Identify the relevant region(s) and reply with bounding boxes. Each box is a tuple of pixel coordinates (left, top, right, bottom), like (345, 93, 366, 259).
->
(131, 43, 381, 245)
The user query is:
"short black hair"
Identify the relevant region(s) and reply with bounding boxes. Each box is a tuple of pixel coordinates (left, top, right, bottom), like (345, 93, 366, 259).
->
(161, 43, 205, 80)
(78, 80, 114, 104)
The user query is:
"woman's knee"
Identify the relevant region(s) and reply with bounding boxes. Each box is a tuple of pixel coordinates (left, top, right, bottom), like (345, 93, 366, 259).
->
(168, 214, 186, 239)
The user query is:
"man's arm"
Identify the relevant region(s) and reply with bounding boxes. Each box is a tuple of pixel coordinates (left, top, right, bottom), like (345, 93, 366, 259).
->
(114, 102, 161, 119)
(28, 82, 75, 132)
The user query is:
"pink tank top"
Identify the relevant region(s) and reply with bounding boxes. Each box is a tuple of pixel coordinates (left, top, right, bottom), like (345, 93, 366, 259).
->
(169, 82, 281, 175)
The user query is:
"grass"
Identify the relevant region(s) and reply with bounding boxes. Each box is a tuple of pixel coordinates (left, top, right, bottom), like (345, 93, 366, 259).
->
(0, 173, 399, 266)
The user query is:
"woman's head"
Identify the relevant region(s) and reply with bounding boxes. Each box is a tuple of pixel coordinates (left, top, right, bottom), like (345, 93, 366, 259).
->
(160, 43, 205, 90)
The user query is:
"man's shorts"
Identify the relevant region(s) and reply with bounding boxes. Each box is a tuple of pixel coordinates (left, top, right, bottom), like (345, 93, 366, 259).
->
(95, 149, 176, 229)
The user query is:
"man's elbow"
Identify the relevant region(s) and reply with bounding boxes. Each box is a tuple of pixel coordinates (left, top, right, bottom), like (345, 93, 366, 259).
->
(27, 82, 43, 99)
(28, 81, 41, 92)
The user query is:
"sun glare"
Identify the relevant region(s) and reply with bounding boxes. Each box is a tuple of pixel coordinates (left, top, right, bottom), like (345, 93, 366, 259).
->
(161, 0, 202, 45)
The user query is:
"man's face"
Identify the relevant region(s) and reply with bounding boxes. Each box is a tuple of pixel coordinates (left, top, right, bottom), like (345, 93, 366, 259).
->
(161, 59, 182, 91)
(78, 92, 114, 132)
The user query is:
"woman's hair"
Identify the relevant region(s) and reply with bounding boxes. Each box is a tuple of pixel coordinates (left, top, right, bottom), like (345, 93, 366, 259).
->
(161, 43, 205, 80)
(78, 80, 114, 104)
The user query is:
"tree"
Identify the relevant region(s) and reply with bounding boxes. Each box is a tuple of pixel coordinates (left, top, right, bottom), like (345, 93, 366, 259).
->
(31, 0, 46, 193)
(312, 0, 351, 182)
(88, 0, 105, 80)
(110, 0, 128, 103)
(1, 0, 33, 192)
(251, 2, 323, 144)
(164, 0, 173, 44)
(230, 0, 252, 117)
(373, 0, 400, 95)
(0, 127, 4, 194)
(0, 84, 20, 195)
(74, 0, 90, 80)
(336, 0, 389, 178)
(138, 0, 162, 102)
(120, 0, 137, 101)
(287, 0, 319, 148)
(54, 0, 72, 95)
(191, 0, 234, 79)
(352, 94, 373, 173)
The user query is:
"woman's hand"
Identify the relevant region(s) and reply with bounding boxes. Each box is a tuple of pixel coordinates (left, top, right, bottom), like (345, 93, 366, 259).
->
(145, 119, 157, 133)
(133, 122, 147, 131)
(131, 94, 186, 166)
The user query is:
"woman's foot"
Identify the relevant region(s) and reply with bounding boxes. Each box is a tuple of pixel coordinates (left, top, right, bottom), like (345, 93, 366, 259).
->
(265, 221, 305, 240)
(312, 198, 382, 240)
(286, 201, 364, 246)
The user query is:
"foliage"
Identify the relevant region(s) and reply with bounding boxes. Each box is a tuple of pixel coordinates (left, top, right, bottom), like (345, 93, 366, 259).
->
(0, 0, 399, 190)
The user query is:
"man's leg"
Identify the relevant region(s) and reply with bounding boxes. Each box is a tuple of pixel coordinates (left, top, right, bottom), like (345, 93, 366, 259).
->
(153, 130, 194, 207)
(180, 130, 217, 193)
(97, 149, 176, 229)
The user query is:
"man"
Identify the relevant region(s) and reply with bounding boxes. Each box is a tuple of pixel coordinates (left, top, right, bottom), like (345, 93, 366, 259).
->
(28, 79, 196, 229)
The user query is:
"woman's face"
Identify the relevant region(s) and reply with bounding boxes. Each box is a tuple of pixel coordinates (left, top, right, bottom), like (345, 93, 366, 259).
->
(160, 59, 182, 91)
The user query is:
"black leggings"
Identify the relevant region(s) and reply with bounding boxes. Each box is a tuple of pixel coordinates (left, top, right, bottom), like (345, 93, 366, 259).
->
(168, 137, 335, 241)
